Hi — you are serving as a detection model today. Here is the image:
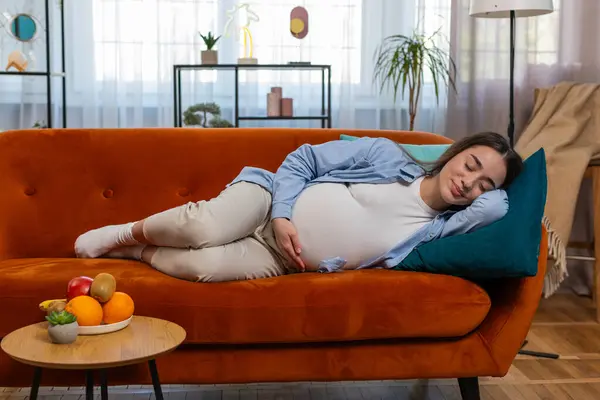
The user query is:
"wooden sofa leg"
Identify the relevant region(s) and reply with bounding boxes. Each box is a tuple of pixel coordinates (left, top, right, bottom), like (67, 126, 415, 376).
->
(458, 377, 481, 400)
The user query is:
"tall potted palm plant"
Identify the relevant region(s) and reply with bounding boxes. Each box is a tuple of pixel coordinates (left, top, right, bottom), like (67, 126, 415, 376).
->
(373, 28, 457, 131)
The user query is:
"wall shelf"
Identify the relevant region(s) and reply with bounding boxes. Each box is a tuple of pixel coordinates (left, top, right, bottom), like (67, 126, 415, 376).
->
(0, 0, 67, 128)
(173, 64, 332, 128)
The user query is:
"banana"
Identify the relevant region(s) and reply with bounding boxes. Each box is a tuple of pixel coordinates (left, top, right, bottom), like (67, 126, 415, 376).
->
(39, 299, 67, 311)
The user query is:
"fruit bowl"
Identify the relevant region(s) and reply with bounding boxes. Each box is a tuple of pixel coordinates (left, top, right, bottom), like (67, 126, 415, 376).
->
(78, 316, 133, 336)
(40, 272, 135, 336)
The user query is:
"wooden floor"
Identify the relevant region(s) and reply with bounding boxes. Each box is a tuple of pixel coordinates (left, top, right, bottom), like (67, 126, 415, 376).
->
(2, 293, 600, 399)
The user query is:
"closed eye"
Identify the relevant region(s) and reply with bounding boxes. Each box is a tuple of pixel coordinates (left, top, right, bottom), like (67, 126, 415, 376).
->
(469, 155, 497, 189)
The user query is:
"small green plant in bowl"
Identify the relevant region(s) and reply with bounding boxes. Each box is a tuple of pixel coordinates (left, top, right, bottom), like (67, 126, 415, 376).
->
(46, 310, 77, 325)
(46, 310, 79, 344)
(199, 31, 220, 64)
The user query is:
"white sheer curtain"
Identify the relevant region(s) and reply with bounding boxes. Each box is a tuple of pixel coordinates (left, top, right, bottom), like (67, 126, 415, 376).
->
(443, 0, 600, 142)
(2, 0, 600, 137)
(73, 0, 450, 131)
(443, 0, 564, 140)
(1, 0, 451, 131)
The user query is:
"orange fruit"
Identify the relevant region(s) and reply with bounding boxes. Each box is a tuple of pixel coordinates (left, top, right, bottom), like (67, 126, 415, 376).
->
(102, 292, 134, 324)
(65, 296, 103, 326)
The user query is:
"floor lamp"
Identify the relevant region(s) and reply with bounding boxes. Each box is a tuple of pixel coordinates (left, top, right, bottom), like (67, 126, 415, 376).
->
(469, 0, 554, 148)
(469, 0, 558, 360)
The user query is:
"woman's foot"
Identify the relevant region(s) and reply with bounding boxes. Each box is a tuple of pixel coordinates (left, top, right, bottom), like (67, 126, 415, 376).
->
(75, 223, 138, 258)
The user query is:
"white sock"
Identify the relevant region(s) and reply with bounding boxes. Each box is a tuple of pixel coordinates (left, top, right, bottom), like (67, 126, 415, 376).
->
(104, 245, 146, 261)
(75, 223, 139, 258)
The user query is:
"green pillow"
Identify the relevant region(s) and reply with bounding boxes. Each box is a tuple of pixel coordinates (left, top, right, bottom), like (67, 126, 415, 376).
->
(340, 134, 451, 162)
(397, 148, 547, 278)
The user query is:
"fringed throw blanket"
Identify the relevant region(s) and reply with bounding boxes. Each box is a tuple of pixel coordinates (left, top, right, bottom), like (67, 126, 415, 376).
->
(515, 82, 600, 297)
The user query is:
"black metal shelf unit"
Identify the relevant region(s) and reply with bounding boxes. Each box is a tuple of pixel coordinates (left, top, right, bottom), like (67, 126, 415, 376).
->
(0, 0, 67, 128)
(173, 64, 331, 128)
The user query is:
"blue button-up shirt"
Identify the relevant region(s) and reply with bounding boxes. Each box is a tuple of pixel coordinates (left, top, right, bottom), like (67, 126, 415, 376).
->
(230, 136, 508, 272)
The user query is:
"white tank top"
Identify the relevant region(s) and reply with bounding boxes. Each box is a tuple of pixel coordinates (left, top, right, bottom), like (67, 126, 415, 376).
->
(291, 177, 439, 270)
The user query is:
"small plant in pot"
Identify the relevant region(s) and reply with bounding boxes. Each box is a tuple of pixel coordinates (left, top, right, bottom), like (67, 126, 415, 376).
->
(199, 31, 220, 65)
(46, 310, 78, 344)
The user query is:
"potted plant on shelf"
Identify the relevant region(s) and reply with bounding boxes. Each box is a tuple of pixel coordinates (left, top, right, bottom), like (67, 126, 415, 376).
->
(199, 31, 221, 65)
(183, 102, 233, 128)
(46, 310, 78, 344)
(373, 27, 457, 131)
(33, 120, 48, 129)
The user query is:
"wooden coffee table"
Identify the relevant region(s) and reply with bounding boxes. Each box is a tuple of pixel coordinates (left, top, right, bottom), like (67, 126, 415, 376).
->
(0, 316, 186, 400)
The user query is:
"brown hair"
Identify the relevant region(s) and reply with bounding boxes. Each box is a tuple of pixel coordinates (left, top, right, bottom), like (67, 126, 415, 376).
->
(414, 132, 523, 189)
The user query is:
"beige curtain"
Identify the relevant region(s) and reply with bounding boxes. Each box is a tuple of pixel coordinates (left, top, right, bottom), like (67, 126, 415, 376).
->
(445, 0, 600, 295)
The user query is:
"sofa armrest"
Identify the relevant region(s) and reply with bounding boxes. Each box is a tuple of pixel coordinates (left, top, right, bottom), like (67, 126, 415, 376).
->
(476, 226, 548, 374)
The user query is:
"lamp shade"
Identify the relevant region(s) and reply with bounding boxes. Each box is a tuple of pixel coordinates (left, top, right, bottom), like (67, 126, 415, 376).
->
(469, 0, 554, 18)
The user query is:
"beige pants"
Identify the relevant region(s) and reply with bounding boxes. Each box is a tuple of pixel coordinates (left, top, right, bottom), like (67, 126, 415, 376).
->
(142, 182, 291, 282)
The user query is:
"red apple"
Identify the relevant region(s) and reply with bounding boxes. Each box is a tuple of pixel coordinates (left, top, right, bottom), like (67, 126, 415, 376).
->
(66, 276, 93, 301)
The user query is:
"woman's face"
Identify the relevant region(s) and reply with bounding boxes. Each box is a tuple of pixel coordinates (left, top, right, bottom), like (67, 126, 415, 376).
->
(438, 145, 507, 206)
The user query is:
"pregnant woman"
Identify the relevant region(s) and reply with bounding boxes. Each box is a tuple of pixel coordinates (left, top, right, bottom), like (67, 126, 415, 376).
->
(75, 132, 523, 282)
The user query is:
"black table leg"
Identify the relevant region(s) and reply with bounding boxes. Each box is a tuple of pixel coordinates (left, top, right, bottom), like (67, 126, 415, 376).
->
(30, 367, 42, 400)
(85, 370, 94, 400)
(148, 359, 164, 400)
(458, 377, 481, 400)
(100, 369, 108, 400)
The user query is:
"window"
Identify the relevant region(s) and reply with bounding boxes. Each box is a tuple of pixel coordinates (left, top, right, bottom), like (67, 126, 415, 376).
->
(454, 0, 561, 82)
(91, 0, 362, 85)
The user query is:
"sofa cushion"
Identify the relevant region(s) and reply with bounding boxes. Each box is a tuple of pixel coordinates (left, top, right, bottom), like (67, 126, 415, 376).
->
(340, 133, 451, 161)
(398, 148, 547, 278)
(0, 258, 491, 344)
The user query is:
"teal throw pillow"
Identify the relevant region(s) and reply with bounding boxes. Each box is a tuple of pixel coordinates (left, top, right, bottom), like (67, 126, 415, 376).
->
(397, 148, 547, 278)
(340, 134, 451, 162)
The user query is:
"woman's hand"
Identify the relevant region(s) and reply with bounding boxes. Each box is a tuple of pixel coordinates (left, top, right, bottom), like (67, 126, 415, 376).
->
(272, 218, 305, 271)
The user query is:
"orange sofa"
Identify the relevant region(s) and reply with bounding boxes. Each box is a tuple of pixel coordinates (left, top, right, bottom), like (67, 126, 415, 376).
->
(0, 128, 546, 399)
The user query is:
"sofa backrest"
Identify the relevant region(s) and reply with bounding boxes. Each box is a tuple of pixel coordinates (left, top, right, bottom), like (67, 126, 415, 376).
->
(0, 128, 452, 259)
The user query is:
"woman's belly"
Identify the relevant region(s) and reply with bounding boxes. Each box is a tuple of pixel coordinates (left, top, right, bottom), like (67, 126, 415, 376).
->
(290, 183, 398, 270)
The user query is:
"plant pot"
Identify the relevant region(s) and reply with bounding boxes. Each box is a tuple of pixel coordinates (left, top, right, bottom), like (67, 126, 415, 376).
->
(48, 321, 79, 344)
(201, 50, 218, 65)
